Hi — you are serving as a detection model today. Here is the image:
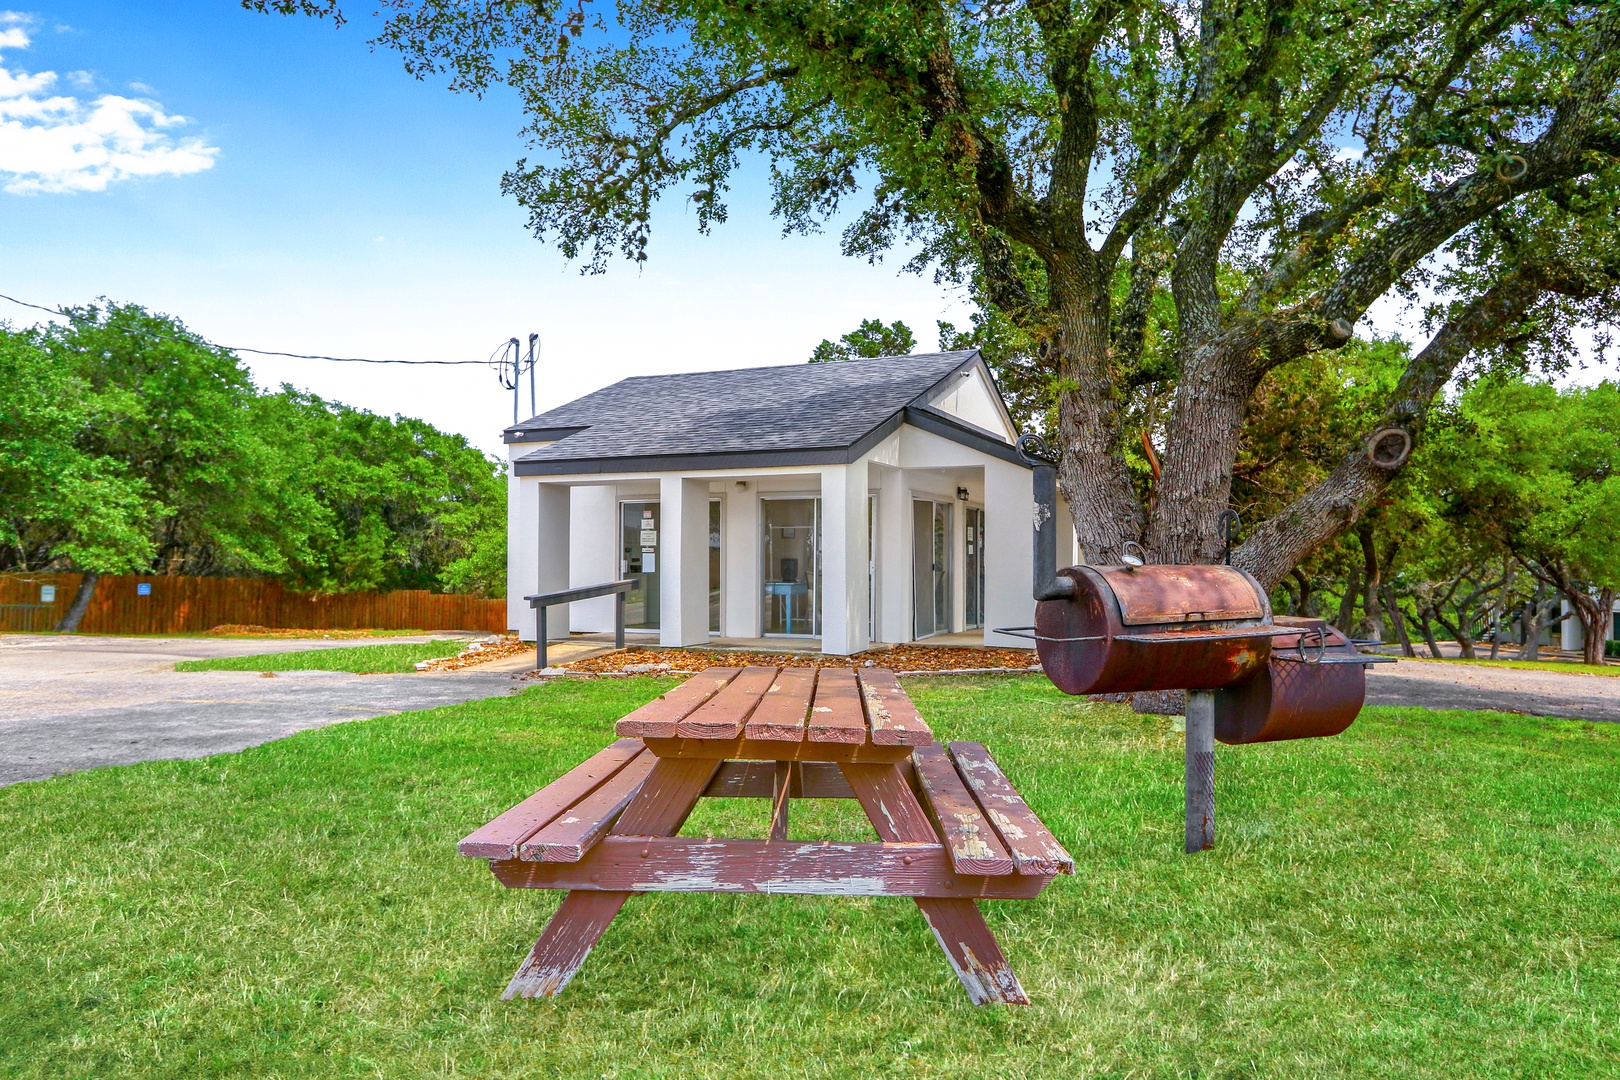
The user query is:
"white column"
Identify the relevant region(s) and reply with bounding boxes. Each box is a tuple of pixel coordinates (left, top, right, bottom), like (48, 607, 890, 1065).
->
(505, 465, 535, 636)
(983, 458, 1034, 648)
(820, 462, 870, 655)
(660, 475, 711, 647)
(569, 485, 618, 632)
(877, 465, 911, 643)
(530, 482, 571, 642)
(724, 484, 760, 639)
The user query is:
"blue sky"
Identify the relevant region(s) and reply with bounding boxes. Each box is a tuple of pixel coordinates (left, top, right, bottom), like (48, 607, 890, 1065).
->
(3, 4, 1610, 460)
(0, 2, 975, 456)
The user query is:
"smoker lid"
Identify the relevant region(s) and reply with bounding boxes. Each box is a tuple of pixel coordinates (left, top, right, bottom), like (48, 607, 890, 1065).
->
(1094, 564, 1266, 626)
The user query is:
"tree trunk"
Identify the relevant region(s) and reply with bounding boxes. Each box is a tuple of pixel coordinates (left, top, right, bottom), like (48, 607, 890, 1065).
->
(1382, 586, 1417, 657)
(1488, 559, 1514, 660)
(1357, 524, 1384, 642)
(1053, 274, 1145, 564)
(1334, 569, 1361, 636)
(1563, 587, 1615, 666)
(1454, 622, 1477, 660)
(1413, 607, 1444, 659)
(1289, 567, 1315, 618)
(1518, 588, 1544, 660)
(54, 571, 99, 633)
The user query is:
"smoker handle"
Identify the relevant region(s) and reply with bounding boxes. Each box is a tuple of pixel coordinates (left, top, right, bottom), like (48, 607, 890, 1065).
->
(1016, 434, 1076, 601)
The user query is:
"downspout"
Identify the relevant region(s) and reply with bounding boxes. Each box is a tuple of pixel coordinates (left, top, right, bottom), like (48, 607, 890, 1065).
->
(1016, 434, 1076, 601)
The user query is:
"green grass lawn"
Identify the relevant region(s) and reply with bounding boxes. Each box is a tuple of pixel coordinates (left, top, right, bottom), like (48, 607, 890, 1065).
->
(2, 676, 1617, 1078)
(1409, 656, 1620, 677)
(174, 640, 466, 673)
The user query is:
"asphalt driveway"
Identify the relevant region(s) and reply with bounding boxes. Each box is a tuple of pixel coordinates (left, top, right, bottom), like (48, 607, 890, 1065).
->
(1365, 657, 1620, 723)
(0, 634, 522, 786)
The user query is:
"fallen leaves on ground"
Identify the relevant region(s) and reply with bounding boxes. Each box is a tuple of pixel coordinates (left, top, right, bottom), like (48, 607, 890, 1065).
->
(204, 625, 425, 639)
(419, 635, 531, 671)
(548, 643, 1039, 676)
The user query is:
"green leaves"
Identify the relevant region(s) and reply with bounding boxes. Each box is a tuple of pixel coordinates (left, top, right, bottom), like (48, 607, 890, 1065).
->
(1, 304, 508, 597)
(808, 317, 917, 362)
(0, 331, 155, 574)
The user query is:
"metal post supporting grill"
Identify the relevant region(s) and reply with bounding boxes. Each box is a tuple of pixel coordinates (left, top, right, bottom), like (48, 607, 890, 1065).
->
(1185, 690, 1216, 853)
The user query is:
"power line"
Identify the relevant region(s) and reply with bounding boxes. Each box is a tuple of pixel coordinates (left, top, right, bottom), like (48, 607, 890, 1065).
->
(0, 290, 495, 366)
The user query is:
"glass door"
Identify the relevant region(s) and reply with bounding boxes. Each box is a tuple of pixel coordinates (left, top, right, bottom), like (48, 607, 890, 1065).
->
(965, 507, 985, 629)
(708, 498, 722, 635)
(761, 498, 820, 636)
(912, 499, 953, 638)
(620, 502, 660, 629)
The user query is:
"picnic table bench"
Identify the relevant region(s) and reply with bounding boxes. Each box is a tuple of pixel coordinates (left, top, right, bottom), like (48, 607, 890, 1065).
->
(458, 666, 1072, 1005)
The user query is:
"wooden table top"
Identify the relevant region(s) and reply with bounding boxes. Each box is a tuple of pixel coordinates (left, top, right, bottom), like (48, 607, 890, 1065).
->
(614, 666, 934, 749)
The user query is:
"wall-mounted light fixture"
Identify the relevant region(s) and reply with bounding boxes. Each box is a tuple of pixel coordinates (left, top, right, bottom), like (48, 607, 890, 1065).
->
(956, 486, 970, 501)
(735, 480, 748, 490)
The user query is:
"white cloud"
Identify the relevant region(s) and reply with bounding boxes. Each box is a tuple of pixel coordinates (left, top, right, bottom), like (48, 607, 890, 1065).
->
(0, 17, 217, 194)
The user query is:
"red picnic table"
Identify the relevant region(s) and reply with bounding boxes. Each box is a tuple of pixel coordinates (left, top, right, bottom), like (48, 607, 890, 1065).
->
(459, 666, 1072, 1005)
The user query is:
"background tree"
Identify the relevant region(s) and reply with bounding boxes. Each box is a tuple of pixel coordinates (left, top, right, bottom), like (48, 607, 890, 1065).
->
(256, 0, 1620, 587)
(0, 328, 155, 629)
(1, 304, 510, 616)
(808, 317, 916, 362)
(1427, 378, 1620, 664)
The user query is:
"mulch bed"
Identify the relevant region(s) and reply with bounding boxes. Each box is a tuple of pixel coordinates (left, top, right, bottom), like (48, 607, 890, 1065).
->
(548, 643, 1039, 676)
(205, 624, 411, 640)
(420, 635, 532, 671)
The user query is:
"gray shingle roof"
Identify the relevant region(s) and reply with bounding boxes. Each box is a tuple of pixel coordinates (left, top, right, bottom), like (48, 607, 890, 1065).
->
(508, 351, 1007, 474)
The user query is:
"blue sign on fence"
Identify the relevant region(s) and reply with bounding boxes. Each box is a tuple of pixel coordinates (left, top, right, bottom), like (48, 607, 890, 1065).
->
(40, 585, 55, 603)
(136, 582, 152, 596)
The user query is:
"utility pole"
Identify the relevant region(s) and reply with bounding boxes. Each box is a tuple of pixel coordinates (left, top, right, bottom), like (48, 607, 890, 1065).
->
(527, 333, 539, 418)
(491, 333, 540, 425)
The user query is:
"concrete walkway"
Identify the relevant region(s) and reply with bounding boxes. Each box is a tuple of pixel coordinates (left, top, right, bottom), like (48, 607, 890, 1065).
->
(0, 634, 523, 787)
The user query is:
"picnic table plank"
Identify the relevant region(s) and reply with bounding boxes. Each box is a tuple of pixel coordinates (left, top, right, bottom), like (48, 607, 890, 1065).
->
(807, 667, 867, 743)
(744, 668, 817, 741)
(520, 750, 659, 862)
(912, 744, 1015, 876)
(643, 736, 911, 764)
(457, 738, 646, 859)
(859, 668, 934, 746)
(948, 742, 1074, 876)
(615, 668, 740, 738)
(674, 666, 778, 740)
(490, 838, 1050, 899)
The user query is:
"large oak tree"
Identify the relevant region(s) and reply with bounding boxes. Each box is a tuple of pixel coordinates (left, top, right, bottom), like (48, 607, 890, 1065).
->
(260, 0, 1620, 583)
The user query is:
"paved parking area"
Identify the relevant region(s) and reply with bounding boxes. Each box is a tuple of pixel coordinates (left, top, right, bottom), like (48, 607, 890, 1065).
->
(0, 635, 522, 786)
(1366, 658, 1620, 723)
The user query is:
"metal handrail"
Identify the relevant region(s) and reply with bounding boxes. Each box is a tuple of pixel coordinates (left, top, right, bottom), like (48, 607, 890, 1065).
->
(524, 580, 635, 671)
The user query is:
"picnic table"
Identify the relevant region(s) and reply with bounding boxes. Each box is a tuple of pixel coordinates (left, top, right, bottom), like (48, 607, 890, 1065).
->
(459, 666, 1072, 1005)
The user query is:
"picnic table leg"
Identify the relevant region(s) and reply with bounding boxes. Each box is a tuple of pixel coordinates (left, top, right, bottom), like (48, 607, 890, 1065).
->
(769, 761, 792, 841)
(502, 756, 721, 1000)
(839, 762, 1029, 1006)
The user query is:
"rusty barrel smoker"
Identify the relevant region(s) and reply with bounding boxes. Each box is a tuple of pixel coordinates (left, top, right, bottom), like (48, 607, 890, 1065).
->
(1014, 434, 1386, 852)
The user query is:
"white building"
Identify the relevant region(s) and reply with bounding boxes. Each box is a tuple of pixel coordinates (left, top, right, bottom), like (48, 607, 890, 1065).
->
(504, 351, 1066, 655)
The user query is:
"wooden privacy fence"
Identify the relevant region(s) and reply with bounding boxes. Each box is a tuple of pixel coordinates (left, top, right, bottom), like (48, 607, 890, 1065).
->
(0, 574, 508, 635)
